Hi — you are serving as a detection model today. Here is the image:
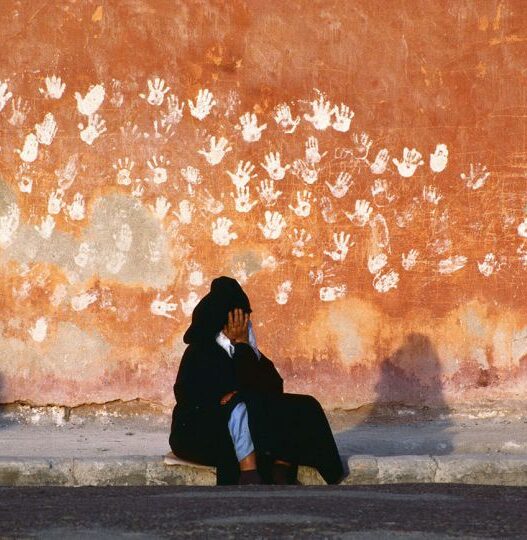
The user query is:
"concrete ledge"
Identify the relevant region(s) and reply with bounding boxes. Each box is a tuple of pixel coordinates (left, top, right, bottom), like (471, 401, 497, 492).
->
(2, 454, 527, 486)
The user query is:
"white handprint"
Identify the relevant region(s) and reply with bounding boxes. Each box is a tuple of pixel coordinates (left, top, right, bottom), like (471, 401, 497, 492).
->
(324, 231, 354, 262)
(187, 261, 205, 287)
(17, 166, 32, 193)
(478, 253, 499, 277)
(106, 250, 127, 274)
(319, 196, 337, 223)
(291, 159, 318, 185)
(147, 155, 170, 184)
(226, 161, 256, 188)
(74, 242, 96, 268)
(260, 152, 289, 180)
(113, 158, 135, 186)
(393, 147, 424, 178)
(197, 189, 224, 214)
(232, 261, 248, 285)
(180, 165, 202, 194)
(373, 270, 399, 293)
(198, 136, 232, 165)
(331, 103, 354, 132)
(422, 185, 443, 205)
(275, 280, 292, 305)
(48, 189, 64, 215)
(0, 81, 12, 112)
(273, 103, 300, 133)
(152, 120, 175, 141)
(161, 94, 185, 126)
(131, 180, 145, 198)
(78, 114, 106, 145)
(0, 203, 20, 248)
(319, 284, 347, 302)
(305, 136, 328, 165)
(67, 192, 86, 221)
(231, 185, 258, 213)
(212, 217, 237, 246)
(309, 262, 336, 285)
(56, 154, 79, 190)
(188, 88, 216, 120)
(303, 93, 332, 130)
(35, 112, 58, 145)
(139, 77, 170, 106)
(460, 163, 490, 190)
(344, 199, 373, 227)
(109, 79, 124, 108)
(517, 218, 527, 238)
(430, 143, 448, 173)
(150, 293, 178, 319)
(256, 179, 282, 207)
(353, 132, 373, 160)
(368, 253, 388, 274)
(402, 249, 419, 271)
(28, 317, 48, 343)
(15, 133, 39, 163)
(113, 223, 133, 252)
(34, 215, 55, 239)
(289, 228, 313, 258)
(173, 200, 195, 224)
(75, 84, 105, 116)
(149, 196, 172, 219)
(288, 190, 312, 217)
(180, 291, 200, 317)
(438, 255, 467, 275)
(39, 75, 66, 99)
(120, 122, 143, 141)
(71, 291, 98, 312)
(371, 179, 396, 207)
(258, 210, 286, 240)
(325, 171, 353, 198)
(8, 97, 30, 127)
(370, 149, 390, 175)
(236, 112, 267, 142)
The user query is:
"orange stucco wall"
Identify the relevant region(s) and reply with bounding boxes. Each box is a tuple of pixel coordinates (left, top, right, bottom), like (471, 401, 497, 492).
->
(1, 0, 526, 409)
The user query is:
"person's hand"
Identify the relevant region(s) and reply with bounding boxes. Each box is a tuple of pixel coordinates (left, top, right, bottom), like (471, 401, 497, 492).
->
(220, 390, 238, 405)
(223, 308, 249, 344)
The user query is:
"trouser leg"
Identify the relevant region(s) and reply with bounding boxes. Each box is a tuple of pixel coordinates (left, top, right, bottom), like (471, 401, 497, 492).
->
(227, 402, 255, 461)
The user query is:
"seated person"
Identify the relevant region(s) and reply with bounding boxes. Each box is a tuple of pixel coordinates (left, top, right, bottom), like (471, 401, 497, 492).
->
(169, 276, 345, 485)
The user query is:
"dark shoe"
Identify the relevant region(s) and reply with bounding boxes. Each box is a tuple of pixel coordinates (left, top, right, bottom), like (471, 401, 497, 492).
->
(272, 463, 297, 485)
(238, 469, 263, 485)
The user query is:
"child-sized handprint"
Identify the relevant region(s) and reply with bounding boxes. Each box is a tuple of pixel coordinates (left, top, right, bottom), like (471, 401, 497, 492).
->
(291, 159, 318, 185)
(0, 81, 12, 112)
(149, 196, 172, 220)
(150, 293, 178, 319)
(370, 149, 390, 175)
(393, 147, 424, 178)
(236, 112, 267, 142)
(309, 261, 337, 285)
(48, 189, 64, 215)
(477, 253, 501, 277)
(288, 190, 312, 217)
(188, 88, 216, 120)
(373, 269, 399, 293)
(325, 171, 353, 198)
(212, 217, 237, 246)
(147, 155, 170, 184)
(353, 132, 373, 160)
(113, 158, 135, 186)
(305, 136, 328, 166)
(260, 152, 290, 180)
(304, 93, 332, 130)
(258, 210, 286, 240)
(324, 231, 354, 262)
(422, 185, 443, 205)
(438, 255, 467, 275)
(173, 200, 195, 224)
(256, 179, 282, 207)
(367, 253, 388, 274)
(67, 192, 86, 221)
(15, 133, 39, 163)
(402, 249, 419, 271)
(78, 114, 106, 145)
(371, 178, 396, 207)
(273, 103, 300, 134)
(430, 143, 448, 173)
(8, 97, 30, 127)
(39, 75, 66, 99)
(139, 77, 170, 106)
(275, 280, 293, 305)
(75, 84, 105, 116)
(180, 166, 202, 193)
(152, 120, 175, 141)
(198, 136, 232, 165)
(289, 227, 313, 258)
(34, 215, 56, 239)
(35, 112, 58, 145)
(460, 163, 490, 190)
(344, 199, 373, 227)
(231, 185, 258, 213)
(226, 161, 257, 188)
(161, 94, 185, 126)
(319, 195, 337, 223)
(197, 189, 224, 215)
(332, 103, 354, 132)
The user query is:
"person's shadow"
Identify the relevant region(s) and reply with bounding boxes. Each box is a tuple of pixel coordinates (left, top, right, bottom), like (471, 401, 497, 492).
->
(335, 333, 453, 459)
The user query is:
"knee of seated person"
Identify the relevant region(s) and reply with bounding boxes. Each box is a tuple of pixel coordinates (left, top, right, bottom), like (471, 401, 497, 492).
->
(303, 394, 324, 411)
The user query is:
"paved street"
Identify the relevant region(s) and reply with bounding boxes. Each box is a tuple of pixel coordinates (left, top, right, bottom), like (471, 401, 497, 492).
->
(1, 484, 526, 539)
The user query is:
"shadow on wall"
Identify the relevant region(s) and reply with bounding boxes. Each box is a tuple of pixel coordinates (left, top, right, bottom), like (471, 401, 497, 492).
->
(335, 333, 453, 458)
(0, 372, 12, 429)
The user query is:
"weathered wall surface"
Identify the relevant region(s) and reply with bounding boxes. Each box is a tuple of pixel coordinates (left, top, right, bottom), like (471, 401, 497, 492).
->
(1, 0, 527, 409)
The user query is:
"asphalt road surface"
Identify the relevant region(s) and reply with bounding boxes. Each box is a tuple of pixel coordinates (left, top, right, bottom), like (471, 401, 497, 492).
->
(1, 484, 526, 539)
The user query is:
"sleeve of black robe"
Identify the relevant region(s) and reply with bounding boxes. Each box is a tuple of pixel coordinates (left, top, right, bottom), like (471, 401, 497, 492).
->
(232, 342, 283, 395)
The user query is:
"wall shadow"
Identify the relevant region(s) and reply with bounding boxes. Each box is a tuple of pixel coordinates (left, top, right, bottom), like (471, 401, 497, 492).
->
(334, 333, 454, 459)
(0, 373, 14, 429)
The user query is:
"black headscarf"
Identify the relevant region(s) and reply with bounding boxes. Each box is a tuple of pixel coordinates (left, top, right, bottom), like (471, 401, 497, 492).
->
(183, 276, 252, 344)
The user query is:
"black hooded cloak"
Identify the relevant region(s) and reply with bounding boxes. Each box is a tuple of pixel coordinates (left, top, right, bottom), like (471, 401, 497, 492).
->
(169, 276, 344, 485)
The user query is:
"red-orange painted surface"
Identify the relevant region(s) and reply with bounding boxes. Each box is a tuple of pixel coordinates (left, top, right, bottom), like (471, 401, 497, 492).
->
(0, 0, 526, 409)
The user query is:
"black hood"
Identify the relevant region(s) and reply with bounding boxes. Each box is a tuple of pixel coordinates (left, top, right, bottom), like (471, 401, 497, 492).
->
(183, 276, 252, 344)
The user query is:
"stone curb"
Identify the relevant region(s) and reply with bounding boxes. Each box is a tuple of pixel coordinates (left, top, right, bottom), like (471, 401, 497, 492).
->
(2, 455, 527, 487)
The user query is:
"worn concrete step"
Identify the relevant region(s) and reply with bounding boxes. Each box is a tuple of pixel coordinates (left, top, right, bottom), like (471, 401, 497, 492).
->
(2, 454, 527, 487)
